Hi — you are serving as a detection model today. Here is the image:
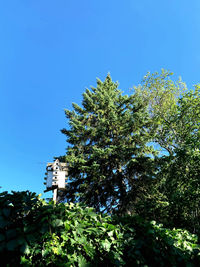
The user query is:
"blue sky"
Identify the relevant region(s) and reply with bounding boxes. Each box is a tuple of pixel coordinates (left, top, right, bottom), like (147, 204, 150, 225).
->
(0, 0, 200, 197)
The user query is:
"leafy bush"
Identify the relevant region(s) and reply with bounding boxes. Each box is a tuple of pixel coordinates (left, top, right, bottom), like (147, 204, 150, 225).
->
(0, 191, 124, 266)
(114, 216, 200, 266)
(0, 191, 200, 266)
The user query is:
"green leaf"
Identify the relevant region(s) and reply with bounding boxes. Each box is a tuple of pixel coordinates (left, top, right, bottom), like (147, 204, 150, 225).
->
(78, 255, 91, 267)
(83, 243, 95, 258)
(101, 240, 111, 251)
(52, 219, 64, 227)
(0, 215, 8, 228)
(107, 224, 116, 231)
(6, 229, 17, 240)
(2, 208, 11, 218)
(42, 248, 50, 257)
(24, 225, 36, 233)
(20, 242, 30, 255)
(20, 256, 31, 266)
(107, 230, 114, 237)
(6, 239, 18, 251)
(65, 222, 71, 231)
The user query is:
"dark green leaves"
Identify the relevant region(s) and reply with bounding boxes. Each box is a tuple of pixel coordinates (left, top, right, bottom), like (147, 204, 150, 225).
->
(0, 191, 200, 266)
(62, 74, 154, 212)
(51, 219, 63, 228)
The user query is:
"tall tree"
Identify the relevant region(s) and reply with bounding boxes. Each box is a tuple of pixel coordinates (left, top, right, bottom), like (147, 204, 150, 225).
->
(61, 75, 155, 212)
(134, 69, 186, 156)
(157, 87, 200, 232)
(136, 74, 200, 232)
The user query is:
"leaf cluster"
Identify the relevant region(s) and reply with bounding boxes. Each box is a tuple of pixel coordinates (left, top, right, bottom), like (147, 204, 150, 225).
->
(1, 191, 200, 266)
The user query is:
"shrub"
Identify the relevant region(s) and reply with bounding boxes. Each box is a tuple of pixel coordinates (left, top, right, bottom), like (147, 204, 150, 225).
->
(0, 191, 199, 266)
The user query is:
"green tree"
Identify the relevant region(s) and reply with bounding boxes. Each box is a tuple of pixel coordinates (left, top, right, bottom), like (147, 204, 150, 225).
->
(61, 74, 155, 213)
(124, 71, 200, 229)
(134, 69, 186, 156)
(136, 74, 200, 232)
(60, 70, 200, 231)
(157, 87, 200, 232)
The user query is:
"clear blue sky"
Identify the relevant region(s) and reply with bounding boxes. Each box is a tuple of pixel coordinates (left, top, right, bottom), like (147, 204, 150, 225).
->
(0, 0, 200, 196)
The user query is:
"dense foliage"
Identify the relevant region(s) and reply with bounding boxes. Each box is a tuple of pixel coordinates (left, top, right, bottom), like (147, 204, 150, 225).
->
(61, 71, 200, 235)
(61, 74, 156, 213)
(2, 70, 199, 265)
(1, 191, 200, 266)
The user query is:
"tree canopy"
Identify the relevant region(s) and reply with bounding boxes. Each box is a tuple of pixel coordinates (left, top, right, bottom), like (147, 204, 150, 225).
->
(1, 70, 200, 265)
(61, 74, 156, 213)
(61, 70, 200, 234)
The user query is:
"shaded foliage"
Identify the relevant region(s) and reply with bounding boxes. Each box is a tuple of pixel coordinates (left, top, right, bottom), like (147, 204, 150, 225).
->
(0, 191, 200, 266)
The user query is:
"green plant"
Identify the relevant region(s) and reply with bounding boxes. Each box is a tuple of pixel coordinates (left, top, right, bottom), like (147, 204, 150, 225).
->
(0, 191, 124, 266)
(1, 191, 200, 266)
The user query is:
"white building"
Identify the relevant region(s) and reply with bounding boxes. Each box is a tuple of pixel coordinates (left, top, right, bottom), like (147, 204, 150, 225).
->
(44, 159, 68, 190)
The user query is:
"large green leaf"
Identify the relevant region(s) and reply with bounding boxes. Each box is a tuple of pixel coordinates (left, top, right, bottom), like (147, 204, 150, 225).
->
(6, 239, 18, 251)
(78, 255, 91, 267)
(6, 229, 17, 240)
(2, 208, 11, 218)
